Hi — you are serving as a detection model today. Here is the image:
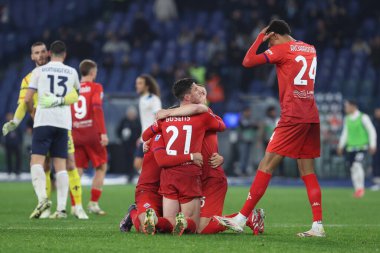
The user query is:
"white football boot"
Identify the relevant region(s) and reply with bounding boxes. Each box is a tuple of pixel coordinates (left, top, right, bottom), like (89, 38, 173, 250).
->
(88, 201, 106, 215)
(297, 221, 326, 237)
(74, 205, 89, 220)
(214, 215, 245, 233)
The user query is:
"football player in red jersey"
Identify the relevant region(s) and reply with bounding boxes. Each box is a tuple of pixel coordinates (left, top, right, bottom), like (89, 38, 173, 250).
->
(155, 86, 265, 235)
(142, 78, 226, 236)
(215, 20, 325, 237)
(71, 60, 109, 215)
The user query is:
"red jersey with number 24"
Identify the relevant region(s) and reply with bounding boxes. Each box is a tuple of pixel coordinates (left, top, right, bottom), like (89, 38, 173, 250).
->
(263, 40, 319, 125)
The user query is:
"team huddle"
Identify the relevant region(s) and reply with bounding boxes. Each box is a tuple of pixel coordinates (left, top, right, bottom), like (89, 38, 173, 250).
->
(3, 19, 326, 237)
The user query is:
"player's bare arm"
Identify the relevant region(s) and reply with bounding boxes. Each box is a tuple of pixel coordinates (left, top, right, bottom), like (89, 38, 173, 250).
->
(155, 104, 208, 120)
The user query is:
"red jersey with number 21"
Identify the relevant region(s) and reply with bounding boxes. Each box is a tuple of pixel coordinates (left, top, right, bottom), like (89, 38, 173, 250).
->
(263, 40, 319, 125)
(144, 112, 226, 176)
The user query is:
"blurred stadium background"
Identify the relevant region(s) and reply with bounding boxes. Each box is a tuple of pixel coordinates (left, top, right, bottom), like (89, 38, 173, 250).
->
(0, 0, 379, 183)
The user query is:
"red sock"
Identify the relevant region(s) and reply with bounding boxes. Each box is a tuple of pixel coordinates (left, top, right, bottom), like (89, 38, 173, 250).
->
(156, 217, 173, 233)
(70, 192, 75, 206)
(91, 188, 102, 202)
(185, 218, 196, 234)
(225, 213, 238, 218)
(302, 173, 322, 222)
(240, 170, 271, 217)
(200, 218, 226, 234)
(130, 209, 141, 232)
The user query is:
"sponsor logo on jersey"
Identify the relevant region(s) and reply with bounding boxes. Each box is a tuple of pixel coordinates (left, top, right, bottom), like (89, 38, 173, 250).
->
(80, 86, 91, 93)
(293, 90, 314, 99)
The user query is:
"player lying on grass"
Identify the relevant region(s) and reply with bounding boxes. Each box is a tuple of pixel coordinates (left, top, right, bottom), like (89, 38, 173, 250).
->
(214, 20, 325, 237)
(2, 41, 87, 219)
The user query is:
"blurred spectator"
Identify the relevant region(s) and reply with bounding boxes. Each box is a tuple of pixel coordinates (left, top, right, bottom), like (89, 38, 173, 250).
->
(116, 106, 141, 180)
(206, 73, 225, 116)
(0, 3, 9, 24)
(102, 33, 130, 54)
(3, 113, 23, 179)
(154, 0, 178, 22)
(207, 35, 226, 60)
(131, 12, 155, 44)
(237, 107, 258, 176)
(189, 63, 206, 84)
(70, 33, 94, 59)
(351, 38, 371, 55)
(370, 35, 380, 69)
(263, 106, 278, 147)
(372, 107, 380, 188)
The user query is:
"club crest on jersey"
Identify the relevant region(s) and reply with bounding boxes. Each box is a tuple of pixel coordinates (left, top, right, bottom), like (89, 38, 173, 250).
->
(155, 134, 161, 141)
(143, 203, 151, 208)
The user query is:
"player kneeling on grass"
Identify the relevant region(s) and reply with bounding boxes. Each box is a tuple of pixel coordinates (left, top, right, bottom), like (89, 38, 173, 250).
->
(25, 41, 80, 219)
(141, 78, 226, 236)
(155, 86, 265, 235)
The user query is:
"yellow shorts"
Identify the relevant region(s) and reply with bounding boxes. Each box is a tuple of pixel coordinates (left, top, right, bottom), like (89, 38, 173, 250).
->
(68, 130, 75, 154)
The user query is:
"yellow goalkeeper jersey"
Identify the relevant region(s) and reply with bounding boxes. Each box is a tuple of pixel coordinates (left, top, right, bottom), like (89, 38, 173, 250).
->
(18, 71, 38, 106)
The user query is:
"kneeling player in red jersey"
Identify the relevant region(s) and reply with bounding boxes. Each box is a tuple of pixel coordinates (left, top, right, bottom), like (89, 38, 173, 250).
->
(156, 86, 265, 235)
(142, 78, 226, 236)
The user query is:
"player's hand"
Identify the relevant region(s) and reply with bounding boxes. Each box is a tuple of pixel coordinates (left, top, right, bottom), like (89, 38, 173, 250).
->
(369, 147, 377, 155)
(155, 109, 171, 120)
(337, 148, 344, 156)
(40, 92, 64, 108)
(143, 139, 151, 153)
(192, 153, 203, 167)
(209, 153, 224, 168)
(2, 121, 18, 136)
(260, 26, 274, 42)
(100, 134, 109, 146)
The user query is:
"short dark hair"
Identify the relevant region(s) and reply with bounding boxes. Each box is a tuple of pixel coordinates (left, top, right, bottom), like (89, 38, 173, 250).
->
(138, 74, 161, 97)
(172, 78, 196, 101)
(50, 40, 66, 56)
(346, 99, 358, 107)
(31, 42, 46, 52)
(80, 59, 97, 76)
(266, 20, 291, 35)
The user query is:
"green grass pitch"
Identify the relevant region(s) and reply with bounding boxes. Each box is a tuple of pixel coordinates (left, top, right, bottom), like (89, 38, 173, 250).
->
(0, 182, 379, 253)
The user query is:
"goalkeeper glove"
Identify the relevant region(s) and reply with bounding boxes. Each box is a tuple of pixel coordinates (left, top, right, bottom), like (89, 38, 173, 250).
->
(2, 120, 19, 136)
(40, 92, 64, 108)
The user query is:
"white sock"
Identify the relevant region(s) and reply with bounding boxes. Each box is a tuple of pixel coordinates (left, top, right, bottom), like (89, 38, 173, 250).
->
(235, 213, 248, 225)
(56, 171, 69, 212)
(351, 162, 365, 191)
(30, 164, 47, 203)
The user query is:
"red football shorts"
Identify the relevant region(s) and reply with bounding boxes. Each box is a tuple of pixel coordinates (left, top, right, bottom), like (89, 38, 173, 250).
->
(200, 176, 228, 217)
(135, 189, 163, 217)
(74, 143, 107, 169)
(267, 123, 320, 159)
(159, 169, 202, 204)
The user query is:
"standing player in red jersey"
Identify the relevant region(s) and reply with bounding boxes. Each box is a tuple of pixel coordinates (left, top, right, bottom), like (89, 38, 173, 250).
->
(142, 78, 226, 236)
(215, 20, 325, 237)
(71, 59, 109, 215)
